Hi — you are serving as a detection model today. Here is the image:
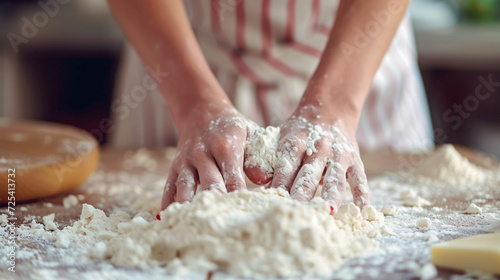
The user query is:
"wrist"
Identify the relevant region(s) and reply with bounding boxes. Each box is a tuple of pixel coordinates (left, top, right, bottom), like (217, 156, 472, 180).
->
(171, 91, 234, 133)
(298, 86, 362, 133)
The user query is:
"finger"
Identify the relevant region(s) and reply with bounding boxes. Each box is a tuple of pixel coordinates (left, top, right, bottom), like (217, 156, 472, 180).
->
(193, 156, 227, 194)
(243, 165, 273, 185)
(290, 137, 330, 201)
(175, 167, 197, 203)
(321, 159, 348, 214)
(161, 170, 178, 210)
(213, 143, 246, 192)
(290, 156, 327, 202)
(269, 136, 305, 191)
(347, 162, 370, 209)
(219, 161, 246, 192)
(243, 126, 275, 185)
(243, 138, 273, 185)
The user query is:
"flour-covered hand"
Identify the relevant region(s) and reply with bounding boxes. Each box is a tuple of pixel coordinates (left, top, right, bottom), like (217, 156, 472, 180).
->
(269, 105, 369, 214)
(161, 104, 259, 210)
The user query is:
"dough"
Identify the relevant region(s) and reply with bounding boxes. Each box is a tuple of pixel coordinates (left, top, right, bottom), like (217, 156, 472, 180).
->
(0, 120, 99, 202)
(57, 188, 388, 277)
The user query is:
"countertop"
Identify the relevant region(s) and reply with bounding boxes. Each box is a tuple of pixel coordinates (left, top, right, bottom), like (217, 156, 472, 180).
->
(1, 145, 499, 280)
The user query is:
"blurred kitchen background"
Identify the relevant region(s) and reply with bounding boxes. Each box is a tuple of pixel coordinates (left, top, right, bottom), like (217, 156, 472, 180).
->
(0, 0, 499, 157)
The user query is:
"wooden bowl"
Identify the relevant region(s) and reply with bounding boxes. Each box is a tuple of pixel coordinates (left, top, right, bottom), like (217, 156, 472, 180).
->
(0, 119, 99, 203)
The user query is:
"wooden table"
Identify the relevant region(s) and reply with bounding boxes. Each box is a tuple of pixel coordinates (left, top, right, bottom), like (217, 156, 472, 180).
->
(1, 146, 499, 280)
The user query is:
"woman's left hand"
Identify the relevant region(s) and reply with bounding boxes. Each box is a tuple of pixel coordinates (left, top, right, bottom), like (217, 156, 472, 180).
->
(268, 103, 369, 214)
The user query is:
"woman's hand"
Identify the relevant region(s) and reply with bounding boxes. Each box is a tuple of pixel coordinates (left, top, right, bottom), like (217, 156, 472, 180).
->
(161, 102, 258, 210)
(257, 0, 409, 214)
(269, 103, 369, 214)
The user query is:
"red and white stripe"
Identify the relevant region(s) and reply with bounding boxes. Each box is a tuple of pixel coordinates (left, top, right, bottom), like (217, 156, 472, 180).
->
(111, 0, 433, 152)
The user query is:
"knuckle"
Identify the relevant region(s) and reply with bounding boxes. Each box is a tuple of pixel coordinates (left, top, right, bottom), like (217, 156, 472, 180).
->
(355, 182, 370, 195)
(213, 139, 235, 157)
(189, 147, 207, 161)
(226, 180, 245, 191)
(315, 138, 331, 153)
(336, 181, 347, 192)
(301, 180, 316, 193)
(280, 135, 305, 154)
(177, 169, 195, 187)
(270, 176, 290, 190)
(322, 182, 345, 200)
(291, 181, 315, 200)
(221, 165, 234, 180)
(163, 181, 174, 195)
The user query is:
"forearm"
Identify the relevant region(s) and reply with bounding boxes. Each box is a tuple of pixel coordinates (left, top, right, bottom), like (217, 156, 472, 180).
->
(107, 0, 228, 128)
(302, 0, 409, 128)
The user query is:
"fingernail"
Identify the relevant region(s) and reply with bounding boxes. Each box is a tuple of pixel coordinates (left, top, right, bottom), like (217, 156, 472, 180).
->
(328, 201, 337, 215)
(156, 213, 161, 220)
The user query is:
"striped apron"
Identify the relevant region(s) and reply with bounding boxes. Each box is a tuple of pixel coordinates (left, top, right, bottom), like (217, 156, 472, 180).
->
(110, 0, 433, 152)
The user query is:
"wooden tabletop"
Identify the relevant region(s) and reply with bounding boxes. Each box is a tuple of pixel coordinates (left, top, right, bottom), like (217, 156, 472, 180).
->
(1, 145, 499, 280)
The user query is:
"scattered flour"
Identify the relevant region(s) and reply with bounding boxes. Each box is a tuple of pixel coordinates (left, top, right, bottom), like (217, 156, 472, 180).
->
(403, 195, 431, 207)
(416, 218, 431, 228)
(123, 148, 158, 171)
(398, 145, 495, 185)
(43, 202, 54, 208)
(30, 188, 388, 278)
(465, 203, 482, 214)
(305, 124, 324, 156)
(425, 233, 439, 243)
(63, 195, 79, 209)
(0, 214, 7, 225)
(2, 145, 499, 279)
(400, 189, 432, 207)
(381, 205, 397, 216)
(418, 263, 438, 280)
(361, 205, 385, 223)
(43, 214, 58, 231)
(55, 232, 70, 249)
(400, 189, 417, 200)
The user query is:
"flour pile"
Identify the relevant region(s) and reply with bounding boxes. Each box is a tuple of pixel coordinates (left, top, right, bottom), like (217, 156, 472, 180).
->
(398, 145, 497, 185)
(244, 126, 280, 174)
(244, 123, 338, 177)
(30, 187, 388, 278)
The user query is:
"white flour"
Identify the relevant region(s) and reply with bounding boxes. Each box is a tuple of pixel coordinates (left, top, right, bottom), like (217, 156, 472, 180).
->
(465, 203, 482, 214)
(42, 214, 57, 231)
(62, 195, 79, 209)
(24, 188, 387, 278)
(416, 218, 431, 228)
(1, 145, 500, 279)
(244, 123, 333, 177)
(244, 126, 280, 174)
(398, 145, 497, 185)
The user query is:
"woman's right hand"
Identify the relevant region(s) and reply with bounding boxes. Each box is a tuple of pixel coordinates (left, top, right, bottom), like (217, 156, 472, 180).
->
(161, 101, 267, 210)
